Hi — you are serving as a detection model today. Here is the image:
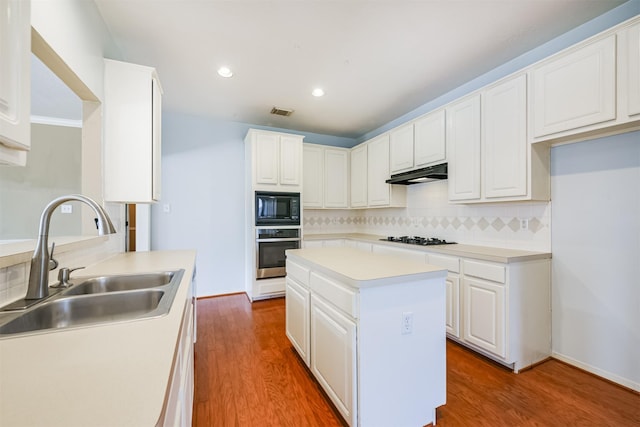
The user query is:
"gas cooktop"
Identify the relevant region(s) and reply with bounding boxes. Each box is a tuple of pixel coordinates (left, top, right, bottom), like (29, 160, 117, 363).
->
(380, 236, 457, 246)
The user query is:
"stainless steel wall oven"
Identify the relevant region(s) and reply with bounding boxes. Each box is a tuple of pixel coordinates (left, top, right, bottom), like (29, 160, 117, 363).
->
(255, 228, 300, 279)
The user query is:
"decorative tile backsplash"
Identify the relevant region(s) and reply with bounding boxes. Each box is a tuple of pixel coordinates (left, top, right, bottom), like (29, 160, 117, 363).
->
(304, 181, 551, 251)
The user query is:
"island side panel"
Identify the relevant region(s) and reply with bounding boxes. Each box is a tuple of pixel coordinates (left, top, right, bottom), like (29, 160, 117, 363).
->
(357, 274, 447, 427)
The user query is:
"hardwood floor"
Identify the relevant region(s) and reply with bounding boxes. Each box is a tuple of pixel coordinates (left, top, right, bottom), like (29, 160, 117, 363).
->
(193, 294, 640, 427)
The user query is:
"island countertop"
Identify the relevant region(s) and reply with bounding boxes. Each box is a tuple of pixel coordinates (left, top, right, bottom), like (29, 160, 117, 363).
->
(0, 250, 196, 427)
(286, 247, 447, 288)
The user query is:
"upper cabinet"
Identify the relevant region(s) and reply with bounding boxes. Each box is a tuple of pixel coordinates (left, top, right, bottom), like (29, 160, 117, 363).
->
(529, 16, 640, 144)
(246, 129, 303, 191)
(104, 59, 163, 203)
(303, 143, 349, 209)
(447, 94, 481, 202)
(619, 20, 640, 120)
(366, 135, 406, 207)
(0, 0, 30, 166)
(448, 75, 550, 204)
(414, 109, 446, 168)
(530, 36, 616, 138)
(350, 144, 367, 208)
(389, 110, 447, 174)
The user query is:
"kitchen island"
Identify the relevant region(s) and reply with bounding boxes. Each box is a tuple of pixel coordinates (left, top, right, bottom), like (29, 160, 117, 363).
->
(285, 247, 447, 427)
(0, 250, 196, 427)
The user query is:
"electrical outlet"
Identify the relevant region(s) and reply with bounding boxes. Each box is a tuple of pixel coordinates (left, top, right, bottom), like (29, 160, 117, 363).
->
(520, 219, 529, 230)
(401, 312, 413, 335)
(61, 204, 72, 214)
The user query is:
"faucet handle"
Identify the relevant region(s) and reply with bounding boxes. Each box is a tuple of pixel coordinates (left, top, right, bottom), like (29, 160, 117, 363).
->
(53, 266, 85, 288)
(48, 242, 59, 271)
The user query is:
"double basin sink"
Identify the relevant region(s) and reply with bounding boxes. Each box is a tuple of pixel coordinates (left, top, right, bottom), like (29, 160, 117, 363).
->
(0, 269, 185, 337)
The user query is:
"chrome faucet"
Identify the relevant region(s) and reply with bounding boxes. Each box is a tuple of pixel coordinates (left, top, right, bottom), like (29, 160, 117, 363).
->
(25, 194, 117, 300)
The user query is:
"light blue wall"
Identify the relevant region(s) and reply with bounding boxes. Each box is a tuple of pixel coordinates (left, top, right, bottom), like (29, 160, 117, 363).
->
(358, 0, 640, 143)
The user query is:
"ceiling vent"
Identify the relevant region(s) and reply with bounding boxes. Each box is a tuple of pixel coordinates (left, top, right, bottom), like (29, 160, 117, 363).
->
(270, 107, 294, 117)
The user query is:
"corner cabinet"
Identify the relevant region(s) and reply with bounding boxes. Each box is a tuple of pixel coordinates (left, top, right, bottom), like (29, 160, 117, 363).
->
(246, 129, 303, 191)
(0, 0, 30, 166)
(104, 59, 163, 203)
(303, 143, 349, 208)
(448, 75, 550, 203)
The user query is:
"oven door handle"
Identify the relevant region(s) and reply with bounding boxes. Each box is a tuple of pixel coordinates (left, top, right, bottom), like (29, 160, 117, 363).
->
(256, 238, 301, 243)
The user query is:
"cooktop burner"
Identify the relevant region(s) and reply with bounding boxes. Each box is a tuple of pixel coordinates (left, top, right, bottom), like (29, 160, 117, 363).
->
(380, 236, 457, 246)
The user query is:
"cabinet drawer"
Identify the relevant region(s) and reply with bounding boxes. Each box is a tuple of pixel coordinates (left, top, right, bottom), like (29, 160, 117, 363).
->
(428, 254, 460, 273)
(463, 260, 505, 283)
(287, 260, 310, 286)
(310, 272, 357, 318)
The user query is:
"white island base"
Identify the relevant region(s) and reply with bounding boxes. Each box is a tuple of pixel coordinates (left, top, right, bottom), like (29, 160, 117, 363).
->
(285, 247, 447, 427)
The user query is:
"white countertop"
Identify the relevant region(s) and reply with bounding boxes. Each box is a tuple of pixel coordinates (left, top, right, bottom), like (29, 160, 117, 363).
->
(304, 233, 551, 263)
(287, 247, 447, 288)
(0, 250, 196, 427)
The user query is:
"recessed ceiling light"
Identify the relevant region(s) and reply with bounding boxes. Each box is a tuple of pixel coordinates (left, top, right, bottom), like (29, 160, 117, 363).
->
(217, 67, 233, 78)
(312, 88, 325, 97)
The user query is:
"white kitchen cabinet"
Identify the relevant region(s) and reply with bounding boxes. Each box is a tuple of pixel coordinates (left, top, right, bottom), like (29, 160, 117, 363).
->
(310, 294, 357, 425)
(0, 0, 30, 166)
(530, 35, 616, 139)
(287, 250, 446, 426)
(162, 278, 195, 427)
(463, 276, 506, 358)
(324, 148, 349, 208)
(104, 59, 163, 202)
(303, 144, 323, 207)
(246, 129, 303, 191)
(350, 144, 367, 208)
(303, 144, 349, 208)
(447, 94, 481, 201)
(389, 123, 414, 173)
(286, 277, 311, 366)
(414, 109, 446, 168)
(619, 20, 640, 119)
(428, 253, 461, 338)
(483, 74, 527, 199)
(367, 134, 406, 207)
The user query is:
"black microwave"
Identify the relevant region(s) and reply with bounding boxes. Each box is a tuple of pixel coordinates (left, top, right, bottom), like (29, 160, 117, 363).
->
(255, 191, 300, 226)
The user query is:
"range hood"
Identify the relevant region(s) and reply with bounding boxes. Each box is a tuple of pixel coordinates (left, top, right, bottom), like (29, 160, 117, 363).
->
(385, 163, 448, 185)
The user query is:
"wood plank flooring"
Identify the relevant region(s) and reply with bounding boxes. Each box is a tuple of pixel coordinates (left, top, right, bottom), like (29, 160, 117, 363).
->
(193, 294, 640, 427)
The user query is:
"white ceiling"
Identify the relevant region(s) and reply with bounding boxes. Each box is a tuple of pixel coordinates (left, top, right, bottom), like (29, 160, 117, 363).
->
(37, 0, 629, 139)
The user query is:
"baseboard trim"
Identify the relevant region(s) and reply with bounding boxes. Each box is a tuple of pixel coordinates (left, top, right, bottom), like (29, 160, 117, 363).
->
(552, 352, 640, 393)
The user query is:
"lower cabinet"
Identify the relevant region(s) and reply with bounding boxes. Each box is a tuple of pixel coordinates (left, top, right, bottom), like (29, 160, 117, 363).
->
(462, 277, 505, 357)
(310, 295, 357, 425)
(162, 280, 195, 427)
(285, 277, 311, 366)
(444, 274, 460, 338)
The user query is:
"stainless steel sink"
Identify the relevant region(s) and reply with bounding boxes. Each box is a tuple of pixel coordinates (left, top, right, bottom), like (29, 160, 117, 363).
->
(0, 269, 185, 337)
(0, 290, 164, 335)
(62, 271, 176, 296)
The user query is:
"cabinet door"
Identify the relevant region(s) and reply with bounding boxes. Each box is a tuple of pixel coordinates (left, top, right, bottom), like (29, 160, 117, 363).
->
(350, 144, 368, 208)
(286, 278, 311, 366)
(389, 123, 414, 173)
(620, 21, 640, 118)
(0, 0, 30, 159)
(254, 133, 280, 185)
(311, 295, 357, 426)
(303, 144, 323, 208)
(279, 135, 302, 187)
(367, 134, 391, 206)
(483, 74, 527, 199)
(531, 35, 616, 138)
(324, 148, 349, 208)
(414, 109, 446, 167)
(104, 59, 162, 202)
(447, 95, 481, 201)
(463, 277, 505, 358)
(445, 274, 460, 338)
